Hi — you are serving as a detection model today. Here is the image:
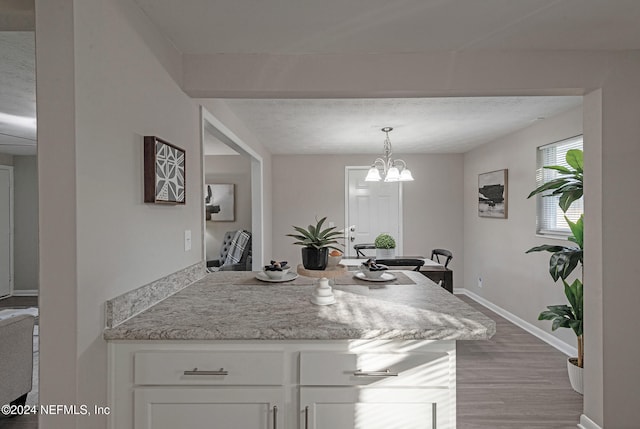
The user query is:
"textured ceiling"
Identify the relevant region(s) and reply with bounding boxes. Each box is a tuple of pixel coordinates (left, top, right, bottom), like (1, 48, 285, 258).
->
(0, 31, 35, 156)
(4, 0, 618, 156)
(221, 97, 582, 155)
(134, 0, 640, 54)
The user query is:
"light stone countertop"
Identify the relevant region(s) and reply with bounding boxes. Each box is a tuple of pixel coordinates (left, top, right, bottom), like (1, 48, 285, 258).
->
(103, 271, 495, 341)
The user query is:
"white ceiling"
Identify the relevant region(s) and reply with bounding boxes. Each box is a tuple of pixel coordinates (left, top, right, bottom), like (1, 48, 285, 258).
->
(4, 0, 639, 155)
(134, 0, 640, 54)
(221, 97, 581, 154)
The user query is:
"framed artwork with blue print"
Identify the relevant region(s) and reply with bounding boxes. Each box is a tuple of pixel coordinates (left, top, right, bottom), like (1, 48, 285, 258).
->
(144, 136, 186, 204)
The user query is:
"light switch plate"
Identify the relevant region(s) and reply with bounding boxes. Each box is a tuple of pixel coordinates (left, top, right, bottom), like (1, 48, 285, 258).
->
(184, 230, 192, 251)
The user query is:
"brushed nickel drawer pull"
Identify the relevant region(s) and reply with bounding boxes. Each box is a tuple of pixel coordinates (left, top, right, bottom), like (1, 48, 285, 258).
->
(304, 406, 309, 429)
(183, 367, 229, 376)
(353, 368, 399, 377)
(273, 405, 278, 429)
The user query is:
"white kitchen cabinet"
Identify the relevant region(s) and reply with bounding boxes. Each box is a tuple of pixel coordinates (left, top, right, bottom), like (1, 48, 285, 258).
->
(108, 340, 456, 429)
(299, 350, 454, 429)
(134, 388, 283, 429)
(300, 387, 449, 429)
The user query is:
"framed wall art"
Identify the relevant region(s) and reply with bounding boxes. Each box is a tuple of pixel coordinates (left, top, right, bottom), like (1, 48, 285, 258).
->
(144, 136, 186, 204)
(206, 184, 235, 221)
(478, 169, 508, 218)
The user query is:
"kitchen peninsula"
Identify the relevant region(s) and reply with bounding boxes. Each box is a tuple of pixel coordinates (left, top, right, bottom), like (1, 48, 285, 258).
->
(105, 270, 495, 429)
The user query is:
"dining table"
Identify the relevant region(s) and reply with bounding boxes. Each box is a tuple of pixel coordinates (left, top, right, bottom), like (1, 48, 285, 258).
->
(341, 256, 453, 293)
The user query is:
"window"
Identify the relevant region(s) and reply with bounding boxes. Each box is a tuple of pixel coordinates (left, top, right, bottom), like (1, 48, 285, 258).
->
(535, 135, 583, 237)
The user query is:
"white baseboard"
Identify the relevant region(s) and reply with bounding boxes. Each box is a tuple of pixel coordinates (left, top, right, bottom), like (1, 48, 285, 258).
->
(11, 289, 39, 297)
(455, 288, 578, 357)
(578, 414, 602, 429)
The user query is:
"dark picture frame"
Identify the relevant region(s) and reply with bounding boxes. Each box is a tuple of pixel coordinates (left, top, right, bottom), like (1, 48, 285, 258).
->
(144, 136, 186, 204)
(478, 169, 508, 218)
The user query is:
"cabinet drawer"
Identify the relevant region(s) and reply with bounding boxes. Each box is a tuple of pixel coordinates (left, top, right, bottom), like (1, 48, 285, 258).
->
(300, 352, 450, 387)
(134, 351, 284, 385)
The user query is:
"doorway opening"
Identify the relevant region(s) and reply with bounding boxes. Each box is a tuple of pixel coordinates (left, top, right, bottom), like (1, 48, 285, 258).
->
(200, 106, 264, 270)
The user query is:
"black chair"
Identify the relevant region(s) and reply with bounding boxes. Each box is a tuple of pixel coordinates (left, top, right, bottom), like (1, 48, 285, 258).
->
(207, 230, 252, 271)
(354, 243, 375, 258)
(376, 258, 425, 272)
(431, 249, 453, 268)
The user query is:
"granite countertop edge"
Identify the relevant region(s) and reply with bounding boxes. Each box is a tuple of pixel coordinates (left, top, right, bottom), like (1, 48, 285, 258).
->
(104, 271, 496, 342)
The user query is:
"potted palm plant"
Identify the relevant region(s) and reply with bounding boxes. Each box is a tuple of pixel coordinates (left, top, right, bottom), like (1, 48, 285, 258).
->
(374, 233, 396, 259)
(527, 148, 584, 394)
(287, 217, 343, 270)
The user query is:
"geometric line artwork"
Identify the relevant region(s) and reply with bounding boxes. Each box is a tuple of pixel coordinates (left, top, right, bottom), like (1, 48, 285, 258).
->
(144, 136, 186, 204)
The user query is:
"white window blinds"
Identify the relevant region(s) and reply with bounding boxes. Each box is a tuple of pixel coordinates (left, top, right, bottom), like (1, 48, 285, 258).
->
(536, 135, 583, 236)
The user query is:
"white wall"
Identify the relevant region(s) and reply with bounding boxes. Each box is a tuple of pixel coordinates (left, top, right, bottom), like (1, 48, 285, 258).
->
(463, 106, 582, 349)
(13, 155, 38, 292)
(271, 154, 464, 287)
(36, 0, 201, 428)
(204, 155, 252, 260)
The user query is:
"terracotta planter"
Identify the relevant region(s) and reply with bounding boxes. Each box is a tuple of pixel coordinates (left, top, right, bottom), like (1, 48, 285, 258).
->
(301, 247, 328, 270)
(567, 357, 583, 395)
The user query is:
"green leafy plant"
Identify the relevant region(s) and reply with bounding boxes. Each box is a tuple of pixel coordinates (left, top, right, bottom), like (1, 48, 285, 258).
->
(527, 148, 584, 368)
(528, 149, 583, 212)
(286, 216, 343, 251)
(374, 233, 396, 249)
(526, 215, 583, 281)
(539, 278, 583, 367)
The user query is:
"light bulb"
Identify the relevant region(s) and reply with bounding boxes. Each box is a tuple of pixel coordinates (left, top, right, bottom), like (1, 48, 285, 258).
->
(385, 167, 400, 182)
(399, 169, 414, 181)
(365, 167, 382, 181)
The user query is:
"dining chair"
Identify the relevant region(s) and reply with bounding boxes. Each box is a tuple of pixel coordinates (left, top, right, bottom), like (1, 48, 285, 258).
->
(430, 248, 453, 268)
(375, 258, 425, 272)
(353, 243, 375, 258)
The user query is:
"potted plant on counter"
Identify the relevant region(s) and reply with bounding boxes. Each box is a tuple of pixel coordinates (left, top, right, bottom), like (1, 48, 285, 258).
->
(526, 148, 584, 394)
(374, 233, 396, 259)
(287, 216, 343, 270)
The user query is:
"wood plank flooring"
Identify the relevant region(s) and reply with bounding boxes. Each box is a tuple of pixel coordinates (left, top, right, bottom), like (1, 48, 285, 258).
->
(0, 294, 582, 429)
(457, 294, 583, 428)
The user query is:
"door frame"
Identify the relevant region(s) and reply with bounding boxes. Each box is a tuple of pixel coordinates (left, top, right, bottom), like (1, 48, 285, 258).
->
(344, 166, 403, 258)
(200, 106, 264, 270)
(0, 165, 14, 298)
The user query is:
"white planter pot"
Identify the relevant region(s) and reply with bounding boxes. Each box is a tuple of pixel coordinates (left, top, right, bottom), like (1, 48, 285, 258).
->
(567, 357, 583, 395)
(376, 248, 395, 259)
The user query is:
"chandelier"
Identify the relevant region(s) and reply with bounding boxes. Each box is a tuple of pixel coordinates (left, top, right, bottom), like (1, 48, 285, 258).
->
(365, 127, 414, 182)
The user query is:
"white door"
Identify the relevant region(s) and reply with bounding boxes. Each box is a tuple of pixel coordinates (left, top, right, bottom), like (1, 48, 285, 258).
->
(0, 166, 12, 298)
(346, 167, 401, 258)
(134, 388, 283, 429)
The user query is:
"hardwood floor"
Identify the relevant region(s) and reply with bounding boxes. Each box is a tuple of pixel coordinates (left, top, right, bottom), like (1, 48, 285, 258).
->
(457, 294, 583, 428)
(0, 294, 582, 429)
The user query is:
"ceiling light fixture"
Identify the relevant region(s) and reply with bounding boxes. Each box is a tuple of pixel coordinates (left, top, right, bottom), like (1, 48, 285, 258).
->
(365, 127, 414, 182)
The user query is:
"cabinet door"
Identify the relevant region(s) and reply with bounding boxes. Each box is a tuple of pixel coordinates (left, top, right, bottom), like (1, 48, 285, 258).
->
(135, 388, 283, 429)
(300, 387, 452, 429)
